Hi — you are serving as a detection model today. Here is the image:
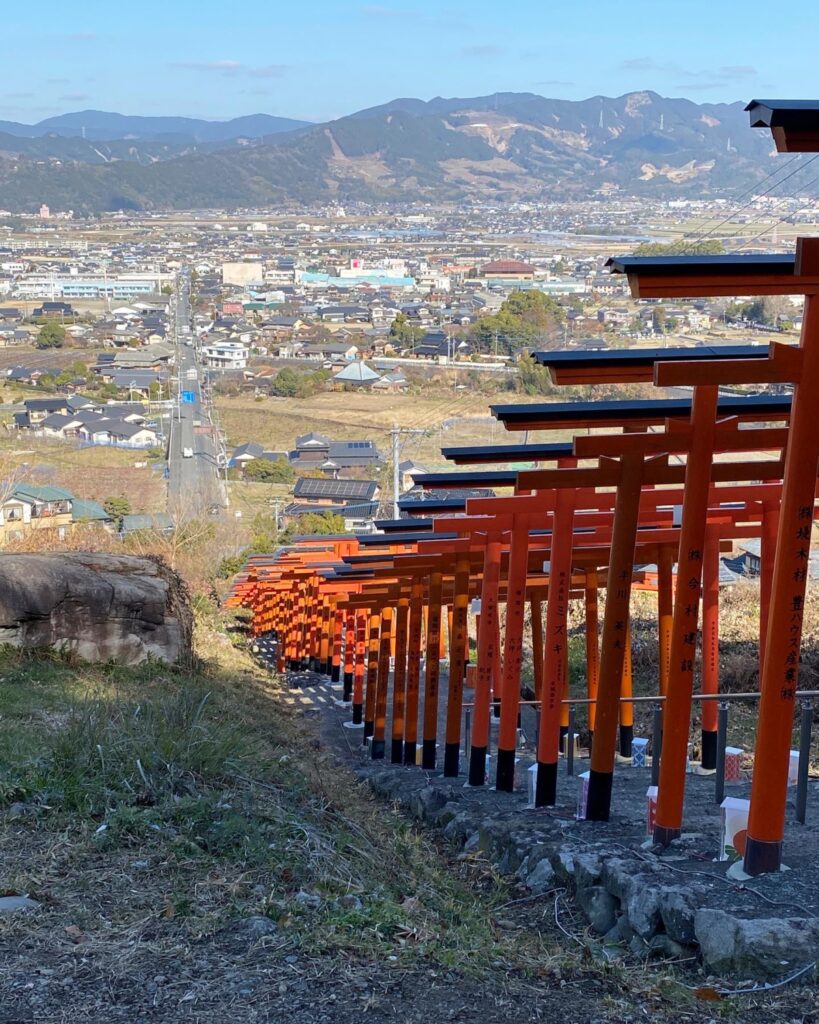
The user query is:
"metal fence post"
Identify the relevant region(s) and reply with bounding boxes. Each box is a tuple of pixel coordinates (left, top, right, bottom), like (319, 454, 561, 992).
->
(651, 703, 663, 786)
(796, 700, 812, 825)
(715, 702, 729, 806)
(567, 705, 575, 777)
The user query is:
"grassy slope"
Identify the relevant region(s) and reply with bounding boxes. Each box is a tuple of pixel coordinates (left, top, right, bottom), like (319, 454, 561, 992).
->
(0, 605, 812, 1021)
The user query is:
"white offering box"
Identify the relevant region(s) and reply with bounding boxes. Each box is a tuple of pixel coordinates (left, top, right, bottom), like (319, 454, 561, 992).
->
(788, 750, 800, 786)
(576, 771, 591, 820)
(719, 796, 750, 862)
(646, 786, 658, 835)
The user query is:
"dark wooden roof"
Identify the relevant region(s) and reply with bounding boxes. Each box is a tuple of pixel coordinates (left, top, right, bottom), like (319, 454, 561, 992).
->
(746, 98, 819, 152)
(492, 394, 793, 429)
(413, 470, 519, 489)
(606, 254, 795, 277)
(441, 442, 574, 464)
(373, 518, 434, 532)
(533, 344, 771, 368)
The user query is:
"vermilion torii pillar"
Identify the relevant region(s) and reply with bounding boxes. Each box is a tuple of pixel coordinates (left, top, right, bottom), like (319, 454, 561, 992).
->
(608, 233, 819, 863)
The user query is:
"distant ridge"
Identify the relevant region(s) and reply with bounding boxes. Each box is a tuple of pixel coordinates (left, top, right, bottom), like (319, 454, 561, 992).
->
(0, 109, 311, 142)
(0, 92, 780, 213)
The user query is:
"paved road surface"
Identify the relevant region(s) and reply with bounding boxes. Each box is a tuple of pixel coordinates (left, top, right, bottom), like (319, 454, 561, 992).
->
(166, 270, 227, 518)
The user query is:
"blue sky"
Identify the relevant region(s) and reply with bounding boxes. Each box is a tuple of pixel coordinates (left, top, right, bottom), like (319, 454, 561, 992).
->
(4, 0, 819, 123)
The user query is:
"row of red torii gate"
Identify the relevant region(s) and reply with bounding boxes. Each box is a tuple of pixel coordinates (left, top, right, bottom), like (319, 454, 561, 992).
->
(230, 99, 819, 877)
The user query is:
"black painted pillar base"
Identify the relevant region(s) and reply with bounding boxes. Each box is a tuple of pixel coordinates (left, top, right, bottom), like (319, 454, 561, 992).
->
(422, 738, 437, 770)
(343, 672, 353, 701)
(371, 739, 386, 760)
(390, 739, 404, 764)
(352, 702, 363, 725)
(331, 663, 341, 684)
(363, 719, 374, 740)
(584, 769, 613, 821)
(559, 725, 568, 745)
(403, 740, 417, 766)
(495, 747, 515, 792)
(289, 659, 300, 672)
(743, 836, 782, 876)
(701, 729, 718, 770)
(653, 823, 681, 848)
(468, 745, 487, 787)
(534, 760, 558, 807)
(443, 742, 460, 778)
(619, 724, 633, 758)
(300, 657, 309, 671)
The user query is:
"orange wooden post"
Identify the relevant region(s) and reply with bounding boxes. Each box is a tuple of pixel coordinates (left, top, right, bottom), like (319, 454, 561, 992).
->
(444, 554, 471, 777)
(531, 597, 544, 702)
(404, 580, 424, 765)
(422, 572, 444, 769)
(391, 596, 410, 764)
(363, 611, 381, 742)
(657, 546, 674, 696)
(343, 611, 356, 700)
(700, 526, 720, 768)
(535, 482, 575, 805)
(469, 537, 502, 786)
(496, 516, 530, 792)
(372, 606, 394, 759)
(586, 453, 644, 819)
(318, 599, 331, 675)
(585, 568, 600, 735)
(352, 610, 367, 725)
(759, 499, 779, 680)
(619, 620, 634, 756)
(331, 608, 344, 684)
(654, 385, 719, 847)
(746, 282, 819, 875)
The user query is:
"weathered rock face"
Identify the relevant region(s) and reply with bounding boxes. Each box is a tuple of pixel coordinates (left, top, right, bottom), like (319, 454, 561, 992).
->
(0, 552, 192, 665)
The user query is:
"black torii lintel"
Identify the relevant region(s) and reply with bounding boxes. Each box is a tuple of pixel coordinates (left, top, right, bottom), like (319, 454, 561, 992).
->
(441, 442, 574, 464)
(747, 99, 819, 152)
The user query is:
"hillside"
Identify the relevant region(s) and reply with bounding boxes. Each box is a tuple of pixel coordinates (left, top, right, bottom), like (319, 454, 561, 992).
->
(0, 91, 780, 212)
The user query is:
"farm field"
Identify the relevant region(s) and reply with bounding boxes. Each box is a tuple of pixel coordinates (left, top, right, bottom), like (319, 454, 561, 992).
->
(0, 435, 166, 514)
(216, 390, 568, 469)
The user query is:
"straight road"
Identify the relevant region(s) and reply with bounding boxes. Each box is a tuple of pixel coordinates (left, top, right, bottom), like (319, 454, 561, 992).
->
(167, 269, 227, 518)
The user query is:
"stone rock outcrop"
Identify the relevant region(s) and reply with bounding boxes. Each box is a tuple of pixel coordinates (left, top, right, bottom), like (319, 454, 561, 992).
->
(0, 552, 192, 665)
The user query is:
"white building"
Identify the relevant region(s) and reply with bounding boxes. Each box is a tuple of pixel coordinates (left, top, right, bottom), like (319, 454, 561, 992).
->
(201, 340, 249, 369)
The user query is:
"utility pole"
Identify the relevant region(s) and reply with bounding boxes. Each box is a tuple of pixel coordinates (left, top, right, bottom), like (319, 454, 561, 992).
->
(391, 424, 401, 519)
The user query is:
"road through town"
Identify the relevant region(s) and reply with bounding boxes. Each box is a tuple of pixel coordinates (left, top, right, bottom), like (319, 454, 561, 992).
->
(166, 269, 226, 518)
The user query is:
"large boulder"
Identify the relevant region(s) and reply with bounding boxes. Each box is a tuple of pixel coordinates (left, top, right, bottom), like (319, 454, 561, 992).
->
(0, 552, 192, 665)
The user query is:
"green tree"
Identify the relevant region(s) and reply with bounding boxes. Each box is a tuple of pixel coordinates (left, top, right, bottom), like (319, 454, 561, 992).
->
(36, 320, 66, 348)
(280, 511, 345, 542)
(515, 354, 555, 396)
(103, 495, 131, 529)
(470, 290, 564, 354)
(243, 458, 295, 483)
(389, 312, 425, 349)
(271, 367, 300, 397)
(632, 240, 725, 256)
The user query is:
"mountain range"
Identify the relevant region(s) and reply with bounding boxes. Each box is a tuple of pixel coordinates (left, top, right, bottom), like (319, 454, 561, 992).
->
(0, 93, 779, 213)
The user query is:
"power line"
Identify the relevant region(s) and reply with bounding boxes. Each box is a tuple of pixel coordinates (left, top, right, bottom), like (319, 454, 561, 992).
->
(734, 164, 819, 252)
(679, 154, 817, 253)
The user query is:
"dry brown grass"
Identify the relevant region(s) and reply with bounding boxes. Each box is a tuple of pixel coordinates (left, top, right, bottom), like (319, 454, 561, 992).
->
(0, 435, 165, 513)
